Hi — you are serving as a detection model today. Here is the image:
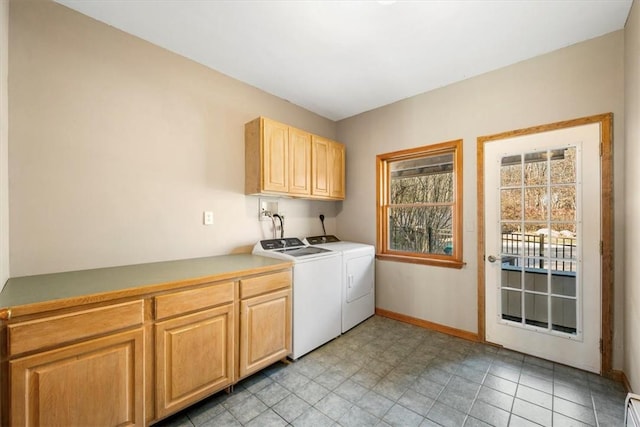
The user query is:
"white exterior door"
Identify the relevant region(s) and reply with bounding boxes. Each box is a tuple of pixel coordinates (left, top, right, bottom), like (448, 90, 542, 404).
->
(484, 123, 601, 373)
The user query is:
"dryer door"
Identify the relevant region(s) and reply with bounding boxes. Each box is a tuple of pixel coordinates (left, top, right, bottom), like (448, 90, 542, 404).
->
(346, 254, 374, 302)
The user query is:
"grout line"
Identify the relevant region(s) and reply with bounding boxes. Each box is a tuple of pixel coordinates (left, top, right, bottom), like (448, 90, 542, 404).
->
(592, 392, 600, 427)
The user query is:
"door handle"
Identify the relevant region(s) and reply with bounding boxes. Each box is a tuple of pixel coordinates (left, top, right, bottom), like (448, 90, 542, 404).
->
(487, 255, 501, 263)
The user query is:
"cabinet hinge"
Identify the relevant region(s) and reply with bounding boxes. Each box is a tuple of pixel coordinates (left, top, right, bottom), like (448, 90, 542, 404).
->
(600, 241, 603, 255)
(600, 338, 603, 353)
(600, 142, 603, 157)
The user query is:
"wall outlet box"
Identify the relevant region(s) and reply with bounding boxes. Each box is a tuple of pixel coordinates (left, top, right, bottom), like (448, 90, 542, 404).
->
(259, 198, 279, 221)
(203, 211, 214, 225)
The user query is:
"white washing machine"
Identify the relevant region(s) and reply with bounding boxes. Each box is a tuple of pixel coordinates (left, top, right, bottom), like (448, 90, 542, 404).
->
(304, 235, 375, 333)
(252, 238, 341, 359)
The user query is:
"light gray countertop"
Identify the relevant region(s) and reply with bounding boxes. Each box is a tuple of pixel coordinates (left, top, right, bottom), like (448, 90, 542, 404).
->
(0, 254, 291, 317)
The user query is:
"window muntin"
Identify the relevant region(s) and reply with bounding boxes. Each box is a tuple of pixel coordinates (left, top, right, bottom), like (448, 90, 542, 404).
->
(376, 140, 463, 268)
(498, 145, 580, 336)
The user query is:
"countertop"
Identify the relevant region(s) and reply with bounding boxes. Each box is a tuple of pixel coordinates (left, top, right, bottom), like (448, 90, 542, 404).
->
(0, 254, 292, 318)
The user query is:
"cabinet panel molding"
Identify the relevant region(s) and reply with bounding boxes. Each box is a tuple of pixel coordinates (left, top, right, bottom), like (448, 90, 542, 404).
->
(312, 136, 345, 200)
(262, 119, 289, 193)
(312, 136, 330, 197)
(10, 328, 144, 427)
(288, 127, 312, 195)
(239, 288, 291, 378)
(155, 304, 234, 418)
(330, 141, 346, 199)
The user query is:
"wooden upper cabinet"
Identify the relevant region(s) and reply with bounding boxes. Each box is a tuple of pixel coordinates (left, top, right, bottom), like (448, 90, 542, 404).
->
(262, 118, 289, 193)
(288, 127, 311, 196)
(245, 117, 344, 200)
(311, 136, 330, 197)
(312, 136, 346, 200)
(246, 117, 289, 195)
(330, 141, 346, 199)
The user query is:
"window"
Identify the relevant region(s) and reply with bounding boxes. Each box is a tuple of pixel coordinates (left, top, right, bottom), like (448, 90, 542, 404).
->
(376, 140, 463, 268)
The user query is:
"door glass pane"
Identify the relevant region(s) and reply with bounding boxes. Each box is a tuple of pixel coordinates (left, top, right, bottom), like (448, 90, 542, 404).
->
(524, 152, 548, 186)
(524, 187, 547, 221)
(525, 292, 548, 328)
(552, 296, 577, 334)
(549, 223, 577, 261)
(501, 237, 523, 259)
(501, 155, 522, 186)
(521, 223, 547, 258)
(551, 270, 576, 296)
(550, 186, 576, 221)
(501, 222, 520, 234)
(524, 268, 547, 292)
(501, 267, 522, 289)
(501, 289, 522, 322)
(501, 189, 522, 220)
(551, 147, 576, 184)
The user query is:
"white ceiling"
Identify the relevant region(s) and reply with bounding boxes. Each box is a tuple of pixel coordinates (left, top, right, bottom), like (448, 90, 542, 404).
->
(55, 0, 633, 121)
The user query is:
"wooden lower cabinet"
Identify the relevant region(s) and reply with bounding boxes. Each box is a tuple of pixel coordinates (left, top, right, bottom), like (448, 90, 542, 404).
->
(2, 266, 292, 426)
(155, 303, 234, 419)
(10, 328, 144, 427)
(239, 288, 292, 378)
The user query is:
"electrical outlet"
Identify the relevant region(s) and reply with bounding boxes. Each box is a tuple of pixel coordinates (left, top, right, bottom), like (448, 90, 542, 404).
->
(203, 211, 214, 225)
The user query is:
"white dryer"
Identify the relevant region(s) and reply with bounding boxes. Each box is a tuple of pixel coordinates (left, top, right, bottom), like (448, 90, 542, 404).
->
(304, 235, 375, 333)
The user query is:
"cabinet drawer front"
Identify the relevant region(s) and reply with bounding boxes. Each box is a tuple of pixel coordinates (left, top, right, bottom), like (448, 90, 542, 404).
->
(240, 271, 291, 299)
(155, 281, 234, 320)
(8, 300, 144, 357)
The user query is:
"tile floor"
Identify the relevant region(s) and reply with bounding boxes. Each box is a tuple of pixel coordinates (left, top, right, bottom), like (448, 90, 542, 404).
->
(154, 316, 627, 427)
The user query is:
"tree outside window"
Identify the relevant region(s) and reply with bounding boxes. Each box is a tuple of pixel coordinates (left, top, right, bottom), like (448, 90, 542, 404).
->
(376, 140, 463, 268)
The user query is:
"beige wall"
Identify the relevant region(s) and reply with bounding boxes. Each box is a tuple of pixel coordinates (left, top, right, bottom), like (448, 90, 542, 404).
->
(8, 0, 339, 277)
(337, 31, 626, 369)
(625, 0, 639, 392)
(0, 0, 8, 290)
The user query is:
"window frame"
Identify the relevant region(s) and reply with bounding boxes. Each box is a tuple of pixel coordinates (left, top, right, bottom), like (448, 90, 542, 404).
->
(376, 139, 464, 268)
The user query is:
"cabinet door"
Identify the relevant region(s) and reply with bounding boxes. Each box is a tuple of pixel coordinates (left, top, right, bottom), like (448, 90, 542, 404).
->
(10, 328, 144, 427)
(155, 304, 234, 418)
(330, 141, 346, 199)
(312, 136, 345, 200)
(288, 127, 311, 195)
(239, 288, 291, 378)
(262, 118, 289, 193)
(311, 136, 330, 197)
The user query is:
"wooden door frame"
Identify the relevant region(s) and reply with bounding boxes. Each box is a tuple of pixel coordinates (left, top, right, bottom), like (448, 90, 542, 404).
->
(476, 113, 614, 376)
